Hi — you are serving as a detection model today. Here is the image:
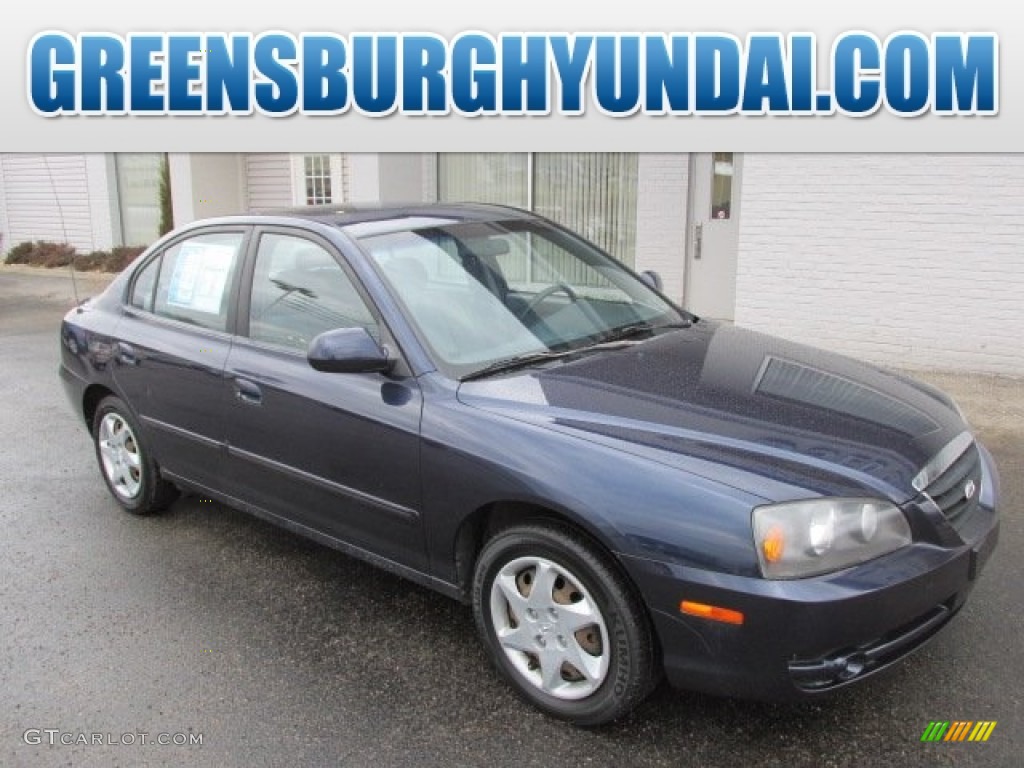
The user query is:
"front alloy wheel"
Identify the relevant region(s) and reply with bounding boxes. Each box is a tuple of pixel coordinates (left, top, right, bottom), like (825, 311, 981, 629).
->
(473, 523, 658, 725)
(490, 556, 610, 700)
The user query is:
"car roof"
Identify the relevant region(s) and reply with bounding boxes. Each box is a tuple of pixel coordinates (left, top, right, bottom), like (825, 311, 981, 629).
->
(203, 202, 536, 229)
(182, 203, 540, 242)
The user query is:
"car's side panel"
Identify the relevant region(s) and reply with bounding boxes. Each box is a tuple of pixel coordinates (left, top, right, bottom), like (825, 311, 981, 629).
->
(415, 374, 767, 587)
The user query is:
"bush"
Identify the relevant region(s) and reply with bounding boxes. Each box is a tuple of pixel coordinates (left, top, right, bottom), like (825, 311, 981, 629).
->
(5, 240, 76, 268)
(4, 241, 145, 273)
(76, 246, 146, 272)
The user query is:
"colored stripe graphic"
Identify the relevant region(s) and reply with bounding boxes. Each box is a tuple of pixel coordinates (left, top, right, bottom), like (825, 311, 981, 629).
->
(921, 720, 996, 742)
(968, 722, 997, 742)
(944, 721, 972, 741)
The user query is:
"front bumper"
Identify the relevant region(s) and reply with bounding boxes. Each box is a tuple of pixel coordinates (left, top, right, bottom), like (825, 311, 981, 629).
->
(620, 500, 998, 702)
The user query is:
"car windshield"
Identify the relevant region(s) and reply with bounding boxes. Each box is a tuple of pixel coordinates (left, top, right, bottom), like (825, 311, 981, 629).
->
(353, 218, 687, 379)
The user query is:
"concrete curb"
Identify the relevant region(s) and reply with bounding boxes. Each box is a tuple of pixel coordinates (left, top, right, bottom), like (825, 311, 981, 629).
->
(0, 264, 120, 284)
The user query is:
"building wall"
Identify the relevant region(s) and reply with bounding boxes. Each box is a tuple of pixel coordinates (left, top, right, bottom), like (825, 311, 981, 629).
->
(634, 154, 689, 303)
(0, 153, 115, 252)
(0, 158, 10, 252)
(346, 153, 430, 203)
(378, 154, 429, 202)
(736, 154, 1024, 375)
(169, 153, 246, 225)
(245, 154, 293, 211)
(421, 154, 438, 202)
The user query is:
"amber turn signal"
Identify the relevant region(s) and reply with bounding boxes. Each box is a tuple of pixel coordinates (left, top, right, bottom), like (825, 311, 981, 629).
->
(679, 600, 745, 625)
(762, 525, 785, 563)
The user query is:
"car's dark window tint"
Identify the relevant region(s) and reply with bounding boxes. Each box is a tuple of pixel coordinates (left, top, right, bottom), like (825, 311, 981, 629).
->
(152, 233, 244, 332)
(129, 256, 160, 311)
(248, 234, 377, 352)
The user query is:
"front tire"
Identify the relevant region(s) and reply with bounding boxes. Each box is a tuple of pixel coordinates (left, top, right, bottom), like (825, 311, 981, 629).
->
(472, 523, 658, 725)
(92, 396, 177, 515)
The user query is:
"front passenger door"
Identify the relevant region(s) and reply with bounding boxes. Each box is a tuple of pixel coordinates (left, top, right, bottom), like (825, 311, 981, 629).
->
(221, 230, 426, 569)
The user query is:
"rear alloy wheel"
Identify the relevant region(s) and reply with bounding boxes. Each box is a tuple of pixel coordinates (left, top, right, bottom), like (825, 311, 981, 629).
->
(473, 523, 657, 725)
(92, 396, 178, 515)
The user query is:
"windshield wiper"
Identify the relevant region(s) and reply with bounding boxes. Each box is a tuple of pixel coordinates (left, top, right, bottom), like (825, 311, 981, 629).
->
(460, 350, 572, 381)
(595, 320, 691, 345)
(461, 321, 692, 381)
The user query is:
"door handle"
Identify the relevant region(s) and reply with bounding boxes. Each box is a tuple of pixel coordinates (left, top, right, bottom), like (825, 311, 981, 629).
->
(234, 378, 263, 405)
(694, 222, 704, 260)
(116, 342, 138, 366)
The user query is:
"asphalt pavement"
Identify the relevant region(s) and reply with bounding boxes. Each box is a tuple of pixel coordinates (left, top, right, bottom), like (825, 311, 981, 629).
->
(1, 266, 1021, 767)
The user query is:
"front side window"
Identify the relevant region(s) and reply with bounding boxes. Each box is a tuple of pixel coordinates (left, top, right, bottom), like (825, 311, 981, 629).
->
(248, 234, 376, 352)
(355, 219, 683, 378)
(152, 232, 244, 332)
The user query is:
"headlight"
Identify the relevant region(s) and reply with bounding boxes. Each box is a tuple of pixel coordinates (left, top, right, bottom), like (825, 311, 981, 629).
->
(752, 498, 911, 579)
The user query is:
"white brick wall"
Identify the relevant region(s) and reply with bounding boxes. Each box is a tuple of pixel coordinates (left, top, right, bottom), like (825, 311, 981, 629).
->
(634, 154, 688, 303)
(736, 154, 1024, 376)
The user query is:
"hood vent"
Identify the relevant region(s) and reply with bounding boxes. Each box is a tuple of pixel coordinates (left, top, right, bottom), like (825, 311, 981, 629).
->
(756, 357, 939, 437)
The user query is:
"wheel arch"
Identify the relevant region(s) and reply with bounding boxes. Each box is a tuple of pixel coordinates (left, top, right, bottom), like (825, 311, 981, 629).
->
(452, 500, 651, 620)
(82, 383, 117, 434)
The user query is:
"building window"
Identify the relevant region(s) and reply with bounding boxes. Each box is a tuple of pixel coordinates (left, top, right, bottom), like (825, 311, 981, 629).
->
(438, 153, 528, 207)
(533, 153, 638, 267)
(303, 155, 333, 205)
(114, 153, 162, 246)
(436, 152, 639, 267)
(711, 152, 733, 219)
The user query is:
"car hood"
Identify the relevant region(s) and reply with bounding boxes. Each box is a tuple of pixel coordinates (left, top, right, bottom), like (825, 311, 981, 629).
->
(457, 321, 967, 503)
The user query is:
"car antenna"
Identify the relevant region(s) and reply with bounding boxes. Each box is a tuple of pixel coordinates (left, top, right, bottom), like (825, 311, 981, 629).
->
(42, 154, 81, 308)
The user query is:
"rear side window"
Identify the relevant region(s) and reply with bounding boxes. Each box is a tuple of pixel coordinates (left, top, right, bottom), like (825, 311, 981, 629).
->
(152, 233, 245, 332)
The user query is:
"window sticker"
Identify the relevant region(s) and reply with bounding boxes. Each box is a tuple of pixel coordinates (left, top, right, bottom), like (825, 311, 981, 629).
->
(166, 242, 235, 314)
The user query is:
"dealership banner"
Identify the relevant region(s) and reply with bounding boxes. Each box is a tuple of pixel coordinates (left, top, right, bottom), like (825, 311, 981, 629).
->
(1, 0, 1016, 150)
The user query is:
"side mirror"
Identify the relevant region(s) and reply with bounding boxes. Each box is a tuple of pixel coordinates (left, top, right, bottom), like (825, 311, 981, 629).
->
(307, 327, 392, 374)
(640, 270, 664, 292)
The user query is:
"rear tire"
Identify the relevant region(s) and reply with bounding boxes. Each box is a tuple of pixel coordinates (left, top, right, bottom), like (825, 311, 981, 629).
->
(92, 396, 178, 515)
(472, 522, 658, 725)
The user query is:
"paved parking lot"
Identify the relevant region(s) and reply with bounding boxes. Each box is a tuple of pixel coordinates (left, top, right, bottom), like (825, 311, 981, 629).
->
(2, 266, 1021, 767)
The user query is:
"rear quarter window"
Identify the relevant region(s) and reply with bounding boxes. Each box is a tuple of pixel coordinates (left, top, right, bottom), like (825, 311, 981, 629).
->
(152, 232, 245, 332)
(129, 256, 159, 311)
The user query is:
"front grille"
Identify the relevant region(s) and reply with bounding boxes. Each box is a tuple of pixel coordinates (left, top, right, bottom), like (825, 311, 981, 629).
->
(923, 441, 982, 524)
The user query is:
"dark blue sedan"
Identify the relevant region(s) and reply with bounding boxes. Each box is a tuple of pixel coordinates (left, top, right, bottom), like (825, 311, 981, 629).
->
(59, 204, 999, 725)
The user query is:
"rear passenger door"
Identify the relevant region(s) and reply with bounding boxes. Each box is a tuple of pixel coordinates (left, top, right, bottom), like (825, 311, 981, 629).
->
(114, 228, 249, 490)
(220, 228, 427, 570)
